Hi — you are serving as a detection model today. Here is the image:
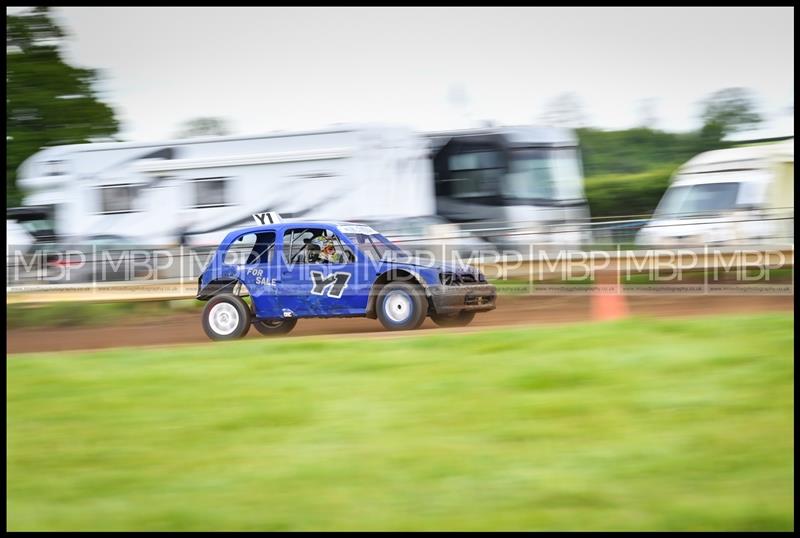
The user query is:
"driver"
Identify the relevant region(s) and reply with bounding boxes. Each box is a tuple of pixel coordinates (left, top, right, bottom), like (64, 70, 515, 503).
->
(306, 242, 322, 263)
(318, 236, 344, 264)
(319, 238, 342, 263)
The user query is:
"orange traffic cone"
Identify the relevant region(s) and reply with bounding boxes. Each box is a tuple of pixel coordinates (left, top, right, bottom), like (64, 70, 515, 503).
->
(591, 270, 629, 321)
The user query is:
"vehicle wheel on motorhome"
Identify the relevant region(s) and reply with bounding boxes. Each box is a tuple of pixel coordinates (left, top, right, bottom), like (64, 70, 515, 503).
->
(431, 311, 476, 328)
(254, 318, 297, 336)
(202, 294, 251, 341)
(376, 282, 427, 331)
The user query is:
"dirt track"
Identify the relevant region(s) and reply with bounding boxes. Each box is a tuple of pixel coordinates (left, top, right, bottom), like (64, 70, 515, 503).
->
(6, 294, 794, 354)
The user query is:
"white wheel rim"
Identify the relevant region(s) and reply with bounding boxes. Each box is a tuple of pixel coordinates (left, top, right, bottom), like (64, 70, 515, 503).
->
(384, 290, 413, 323)
(209, 302, 240, 335)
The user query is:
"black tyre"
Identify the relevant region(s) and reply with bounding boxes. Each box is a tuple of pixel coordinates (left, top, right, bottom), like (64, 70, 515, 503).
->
(430, 311, 476, 328)
(202, 293, 251, 341)
(376, 281, 427, 331)
(254, 317, 298, 336)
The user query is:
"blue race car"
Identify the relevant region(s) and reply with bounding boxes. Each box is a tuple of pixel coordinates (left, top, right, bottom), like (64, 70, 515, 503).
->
(196, 221, 497, 340)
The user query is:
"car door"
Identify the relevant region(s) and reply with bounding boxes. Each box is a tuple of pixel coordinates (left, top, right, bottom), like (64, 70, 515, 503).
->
(276, 226, 367, 316)
(230, 230, 281, 319)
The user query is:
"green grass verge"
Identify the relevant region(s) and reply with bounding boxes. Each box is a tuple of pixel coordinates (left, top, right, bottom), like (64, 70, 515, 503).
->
(7, 268, 794, 330)
(7, 313, 794, 531)
(622, 267, 795, 285)
(6, 299, 204, 330)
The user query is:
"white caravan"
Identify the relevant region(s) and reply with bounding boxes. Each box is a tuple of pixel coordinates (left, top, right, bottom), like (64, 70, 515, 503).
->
(12, 124, 435, 246)
(636, 138, 794, 247)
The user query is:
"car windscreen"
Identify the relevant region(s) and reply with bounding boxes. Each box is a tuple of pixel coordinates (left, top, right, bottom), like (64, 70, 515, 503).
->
(345, 232, 406, 261)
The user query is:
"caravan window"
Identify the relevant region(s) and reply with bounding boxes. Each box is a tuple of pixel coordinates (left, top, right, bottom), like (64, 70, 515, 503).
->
(193, 177, 229, 208)
(98, 184, 139, 214)
(446, 150, 504, 198)
(44, 160, 67, 176)
(503, 149, 555, 200)
(654, 182, 742, 218)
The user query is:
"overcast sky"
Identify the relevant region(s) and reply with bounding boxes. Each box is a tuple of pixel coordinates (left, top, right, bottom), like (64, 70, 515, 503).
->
(15, 7, 796, 141)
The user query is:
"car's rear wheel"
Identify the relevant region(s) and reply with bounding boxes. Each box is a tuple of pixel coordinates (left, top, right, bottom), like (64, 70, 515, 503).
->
(431, 311, 476, 328)
(202, 293, 251, 341)
(376, 282, 427, 331)
(254, 317, 297, 336)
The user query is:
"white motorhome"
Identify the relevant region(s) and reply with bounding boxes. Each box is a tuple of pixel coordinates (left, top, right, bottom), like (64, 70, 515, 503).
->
(12, 124, 435, 246)
(426, 125, 591, 245)
(11, 123, 592, 249)
(636, 138, 794, 247)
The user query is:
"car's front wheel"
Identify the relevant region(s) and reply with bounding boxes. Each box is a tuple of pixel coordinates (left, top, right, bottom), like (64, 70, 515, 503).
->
(430, 311, 475, 328)
(376, 282, 427, 331)
(202, 294, 251, 341)
(254, 318, 297, 336)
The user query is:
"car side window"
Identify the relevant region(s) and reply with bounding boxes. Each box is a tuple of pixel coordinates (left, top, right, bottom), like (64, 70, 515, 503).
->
(282, 228, 354, 264)
(224, 232, 275, 265)
(282, 229, 313, 264)
(246, 232, 276, 265)
(224, 233, 256, 265)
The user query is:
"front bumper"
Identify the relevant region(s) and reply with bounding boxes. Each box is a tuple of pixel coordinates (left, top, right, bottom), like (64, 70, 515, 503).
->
(428, 283, 497, 315)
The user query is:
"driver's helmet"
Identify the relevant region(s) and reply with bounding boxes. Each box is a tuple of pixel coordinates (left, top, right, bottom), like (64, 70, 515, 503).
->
(321, 237, 336, 255)
(308, 232, 335, 261)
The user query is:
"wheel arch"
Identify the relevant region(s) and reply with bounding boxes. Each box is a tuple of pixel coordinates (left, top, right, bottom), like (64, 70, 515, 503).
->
(197, 276, 244, 301)
(365, 268, 430, 319)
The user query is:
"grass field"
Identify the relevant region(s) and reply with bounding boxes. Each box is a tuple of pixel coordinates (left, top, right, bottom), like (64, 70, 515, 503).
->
(7, 313, 794, 531)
